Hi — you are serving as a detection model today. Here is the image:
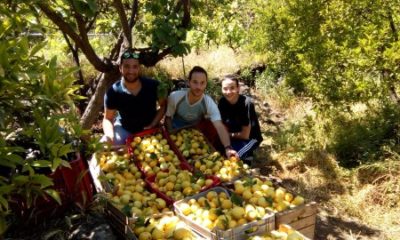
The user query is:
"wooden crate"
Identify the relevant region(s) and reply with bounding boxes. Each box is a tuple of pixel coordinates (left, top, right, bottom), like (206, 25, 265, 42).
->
(275, 202, 317, 240)
(174, 187, 275, 240)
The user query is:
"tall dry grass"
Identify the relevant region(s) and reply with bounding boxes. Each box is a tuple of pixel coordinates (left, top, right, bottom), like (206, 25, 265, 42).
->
(156, 46, 254, 79)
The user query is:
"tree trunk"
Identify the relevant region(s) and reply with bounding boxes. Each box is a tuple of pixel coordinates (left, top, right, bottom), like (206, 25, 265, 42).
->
(389, 83, 400, 106)
(80, 66, 120, 130)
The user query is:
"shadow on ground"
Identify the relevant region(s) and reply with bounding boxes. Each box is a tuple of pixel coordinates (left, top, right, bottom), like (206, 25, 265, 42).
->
(315, 213, 383, 240)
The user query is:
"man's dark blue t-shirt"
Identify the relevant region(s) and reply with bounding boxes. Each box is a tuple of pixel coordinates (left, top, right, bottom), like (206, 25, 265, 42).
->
(104, 77, 159, 133)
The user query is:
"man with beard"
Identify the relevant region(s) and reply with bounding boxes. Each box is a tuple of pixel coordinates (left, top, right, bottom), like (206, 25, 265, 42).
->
(102, 50, 166, 145)
(165, 66, 238, 158)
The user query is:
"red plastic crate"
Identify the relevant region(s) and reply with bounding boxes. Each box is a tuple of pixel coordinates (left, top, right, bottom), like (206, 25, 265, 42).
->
(144, 175, 175, 206)
(126, 127, 161, 155)
(144, 169, 221, 206)
(60, 153, 94, 206)
(126, 127, 193, 175)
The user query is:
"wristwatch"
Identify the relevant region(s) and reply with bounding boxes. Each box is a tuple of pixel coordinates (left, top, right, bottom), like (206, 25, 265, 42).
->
(224, 145, 233, 150)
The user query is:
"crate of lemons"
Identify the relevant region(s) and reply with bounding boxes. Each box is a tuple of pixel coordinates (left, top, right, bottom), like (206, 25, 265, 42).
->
(191, 151, 249, 182)
(174, 187, 275, 240)
(230, 177, 305, 213)
(248, 224, 309, 240)
(130, 213, 199, 240)
(98, 150, 170, 219)
(130, 132, 185, 177)
(169, 128, 212, 160)
(148, 166, 217, 202)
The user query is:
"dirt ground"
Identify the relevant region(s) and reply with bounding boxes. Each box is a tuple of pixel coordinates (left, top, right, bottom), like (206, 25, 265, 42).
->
(250, 90, 387, 240)
(252, 144, 386, 240)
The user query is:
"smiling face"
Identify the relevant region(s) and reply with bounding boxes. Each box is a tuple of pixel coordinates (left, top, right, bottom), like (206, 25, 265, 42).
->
(188, 72, 207, 98)
(221, 78, 240, 104)
(120, 58, 140, 83)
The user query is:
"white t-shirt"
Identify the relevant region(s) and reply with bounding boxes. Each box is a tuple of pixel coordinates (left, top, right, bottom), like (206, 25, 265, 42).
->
(166, 90, 221, 126)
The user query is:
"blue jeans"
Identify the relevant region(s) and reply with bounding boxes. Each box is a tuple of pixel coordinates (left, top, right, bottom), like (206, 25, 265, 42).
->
(100, 125, 132, 145)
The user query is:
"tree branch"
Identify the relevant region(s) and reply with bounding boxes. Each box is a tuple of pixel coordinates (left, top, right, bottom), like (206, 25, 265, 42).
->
(109, 32, 125, 61)
(36, 2, 112, 72)
(113, 0, 131, 48)
(388, 10, 398, 41)
(180, 0, 191, 28)
(128, 0, 139, 29)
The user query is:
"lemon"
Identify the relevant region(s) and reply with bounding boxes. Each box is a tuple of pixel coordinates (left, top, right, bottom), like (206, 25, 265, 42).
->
(138, 231, 152, 240)
(242, 190, 253, 200)
(134, 226, 146, 235)
(231, 206, 245, 220)
(206, 191, 218, 201)
(221, 199, 233, 209)
(120, 194, 130, 204)
(179, 202, 191, 216)
(173, 228, 192, 240)
(151, 228, 164, 240)
(291, 196, 304, 206)
(205, 179, 214, 187)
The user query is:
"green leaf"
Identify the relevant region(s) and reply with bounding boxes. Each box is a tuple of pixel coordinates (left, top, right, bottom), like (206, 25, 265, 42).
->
(29, 41, 47, 57)
(31, 174, 54, 188)
(135, 216, 146, 226)
(87, 0, 98, 13)
(243, 177, 255, 187)
(230, 192, 243, 206)
(58, 143, 73, 157)
(44, 189, 62, 205)
(0, 215, 8, 236)
(13, 175, 29, 185)
(60, 160, 71, 169)
(204, 199, 211, 209)
(265, 196, 274, 205)
(0, 185, 14, 195)
(0, 196, 9, 211)
(52, 157, 62, 171)
(31, 160, 52, 168)
(121, 204, 131, 216)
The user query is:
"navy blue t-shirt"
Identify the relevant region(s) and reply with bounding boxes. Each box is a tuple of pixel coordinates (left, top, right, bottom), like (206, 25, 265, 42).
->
(104, 77, 159, 133)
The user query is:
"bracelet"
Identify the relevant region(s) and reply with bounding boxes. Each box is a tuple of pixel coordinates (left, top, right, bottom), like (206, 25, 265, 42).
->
(224, 145, 233, 150)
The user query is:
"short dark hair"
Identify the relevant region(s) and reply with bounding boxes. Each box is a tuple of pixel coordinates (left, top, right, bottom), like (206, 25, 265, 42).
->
(222, 74, 240, 86)
(120, 49, 140, 64)
(188, 66, 208, 81)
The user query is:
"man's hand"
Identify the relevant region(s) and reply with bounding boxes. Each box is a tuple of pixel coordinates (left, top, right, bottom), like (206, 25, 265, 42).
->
(105, 136, 114, 144)
(143, 124, 153, 130)
(225, 148, 239, 158)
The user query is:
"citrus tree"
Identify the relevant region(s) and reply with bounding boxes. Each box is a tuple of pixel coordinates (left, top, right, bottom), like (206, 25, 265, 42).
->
(0, 4, 85, 233)
(15, 0, 193, 130)
(249, 0, 400, 107)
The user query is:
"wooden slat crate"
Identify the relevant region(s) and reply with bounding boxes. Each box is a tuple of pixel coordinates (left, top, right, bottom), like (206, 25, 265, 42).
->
(275, 202, 318, 239)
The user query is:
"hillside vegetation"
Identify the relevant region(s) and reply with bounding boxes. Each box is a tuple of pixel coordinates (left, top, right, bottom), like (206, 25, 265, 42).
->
(157, 47, 400, 239)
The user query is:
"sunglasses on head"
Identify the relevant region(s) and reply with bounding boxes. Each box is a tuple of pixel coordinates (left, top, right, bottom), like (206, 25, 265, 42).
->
(122, 52, 140, 59)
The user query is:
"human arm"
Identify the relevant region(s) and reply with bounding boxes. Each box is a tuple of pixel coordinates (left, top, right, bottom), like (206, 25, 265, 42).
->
(165, 116, 173, 131)
(230, 123, 251, 140)
(144, 98, 167, 129)
(103, 108, 117, 143)
(164, 93, 178, 131)
(212, 120, 239, 158)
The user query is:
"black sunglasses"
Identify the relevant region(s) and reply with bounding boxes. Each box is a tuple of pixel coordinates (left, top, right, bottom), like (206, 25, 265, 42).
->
(122, 52, 140, 59)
